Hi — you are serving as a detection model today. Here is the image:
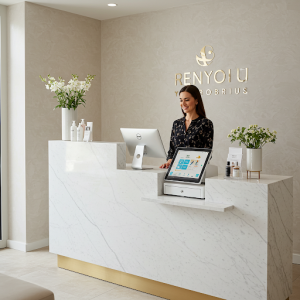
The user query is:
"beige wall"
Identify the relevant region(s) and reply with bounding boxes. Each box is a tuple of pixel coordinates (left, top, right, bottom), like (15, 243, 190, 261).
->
(101, 0, 300, 253)
(0, 4, 8, 248)
(7, 0, 300, 254)
(7, 2, 101, 247)
(7, 2, 26, 244)
(25, 2, 101, 244)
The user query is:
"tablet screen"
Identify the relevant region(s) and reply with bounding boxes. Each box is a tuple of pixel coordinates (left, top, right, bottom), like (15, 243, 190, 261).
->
(165, 148, 212, 183)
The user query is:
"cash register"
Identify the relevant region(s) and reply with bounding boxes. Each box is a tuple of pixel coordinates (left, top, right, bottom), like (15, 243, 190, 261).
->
(164, 147, 217, 199)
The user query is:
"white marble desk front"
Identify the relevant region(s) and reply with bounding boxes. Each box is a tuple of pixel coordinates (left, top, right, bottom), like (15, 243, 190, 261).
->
(49, 141, 293, 300)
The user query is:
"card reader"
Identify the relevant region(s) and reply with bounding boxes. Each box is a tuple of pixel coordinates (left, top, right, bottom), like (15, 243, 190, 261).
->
(164, 182, 205, 199)
(163, 164, 217, 199)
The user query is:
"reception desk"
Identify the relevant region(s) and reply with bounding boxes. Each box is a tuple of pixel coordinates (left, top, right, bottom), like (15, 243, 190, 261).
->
(49, 141, 293, 300)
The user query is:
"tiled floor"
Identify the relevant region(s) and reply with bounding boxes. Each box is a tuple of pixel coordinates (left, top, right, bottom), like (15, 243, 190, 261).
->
(0, 247, 164, 300)
(0, 246, 300, 300)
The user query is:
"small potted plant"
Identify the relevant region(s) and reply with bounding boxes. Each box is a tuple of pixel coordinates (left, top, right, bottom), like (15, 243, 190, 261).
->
(227, 125, 277, 175)
(40, 74, 95, 140)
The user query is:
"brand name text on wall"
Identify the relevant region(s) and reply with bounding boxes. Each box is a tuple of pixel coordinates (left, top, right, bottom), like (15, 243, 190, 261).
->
(175, 46, 248, 97)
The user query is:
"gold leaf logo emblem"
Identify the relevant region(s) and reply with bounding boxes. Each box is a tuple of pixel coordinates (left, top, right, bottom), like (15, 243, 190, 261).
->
(196, 45, 215, 66)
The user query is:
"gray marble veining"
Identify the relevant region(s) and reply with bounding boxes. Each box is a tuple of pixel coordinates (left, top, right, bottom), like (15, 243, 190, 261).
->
(49, 141, 293, 300)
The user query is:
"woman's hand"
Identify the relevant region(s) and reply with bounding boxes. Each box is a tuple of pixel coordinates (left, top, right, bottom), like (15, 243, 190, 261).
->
(160, 159, 172, 169)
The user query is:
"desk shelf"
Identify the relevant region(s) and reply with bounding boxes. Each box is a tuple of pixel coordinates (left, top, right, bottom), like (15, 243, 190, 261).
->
(142, 195, 234, 212)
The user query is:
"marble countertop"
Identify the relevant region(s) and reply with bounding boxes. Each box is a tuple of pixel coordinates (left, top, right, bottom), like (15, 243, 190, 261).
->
(49, 141, 293, 300)
(123, 164, 168, 173)
(122, 163, 292, 184)
(208, 174, 292, 185)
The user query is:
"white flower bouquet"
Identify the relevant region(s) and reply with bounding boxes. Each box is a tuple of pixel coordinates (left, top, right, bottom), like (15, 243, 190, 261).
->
(227, 125, 277, 149)
(40, 74, 95, 110)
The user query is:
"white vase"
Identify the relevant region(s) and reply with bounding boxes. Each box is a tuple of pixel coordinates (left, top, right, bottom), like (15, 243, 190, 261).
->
(62, 108, 77, 141)
(247, 148, 262, 171)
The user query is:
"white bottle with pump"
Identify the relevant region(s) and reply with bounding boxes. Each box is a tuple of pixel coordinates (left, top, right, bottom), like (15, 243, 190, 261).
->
(77, 123, 83, 142)
(70, 121, 77, 142)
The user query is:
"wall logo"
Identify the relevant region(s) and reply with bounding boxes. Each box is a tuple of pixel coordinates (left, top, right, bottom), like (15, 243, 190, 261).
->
(136, 133, 142, 140)
(196, 45, 215, 67)
(174, 45, 248, 97)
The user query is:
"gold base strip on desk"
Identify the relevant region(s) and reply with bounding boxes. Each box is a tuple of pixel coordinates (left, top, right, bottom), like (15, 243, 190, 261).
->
(58, 255, 223, 300)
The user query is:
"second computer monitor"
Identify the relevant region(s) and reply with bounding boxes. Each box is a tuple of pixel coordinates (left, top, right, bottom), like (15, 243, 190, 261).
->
(120, 128, 166, 169)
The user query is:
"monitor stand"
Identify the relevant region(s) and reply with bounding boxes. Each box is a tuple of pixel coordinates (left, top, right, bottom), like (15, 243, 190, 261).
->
(131, 145, 153, 170)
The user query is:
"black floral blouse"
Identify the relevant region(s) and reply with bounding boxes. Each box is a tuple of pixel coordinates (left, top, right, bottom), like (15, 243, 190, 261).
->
(167, 117, 214, 160)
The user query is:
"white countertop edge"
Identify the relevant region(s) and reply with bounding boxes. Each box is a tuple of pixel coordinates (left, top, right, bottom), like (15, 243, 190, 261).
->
(142, 195, 234, 212)
(207, 174, 292, 185)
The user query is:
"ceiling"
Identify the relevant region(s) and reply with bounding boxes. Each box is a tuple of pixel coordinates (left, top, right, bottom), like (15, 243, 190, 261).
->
(0, 0, 211, 20)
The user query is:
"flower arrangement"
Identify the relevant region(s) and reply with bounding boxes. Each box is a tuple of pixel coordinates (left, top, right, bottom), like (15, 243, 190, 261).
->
(39, 74, 95, 110)
(227, 125, 277, 149)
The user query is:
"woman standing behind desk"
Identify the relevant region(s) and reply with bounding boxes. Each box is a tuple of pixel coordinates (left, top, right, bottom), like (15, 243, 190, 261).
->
(160, 85, 214, 169)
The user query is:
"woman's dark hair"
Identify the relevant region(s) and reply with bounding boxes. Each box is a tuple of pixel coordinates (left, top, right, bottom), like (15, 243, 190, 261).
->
(179, 85, 206, 118)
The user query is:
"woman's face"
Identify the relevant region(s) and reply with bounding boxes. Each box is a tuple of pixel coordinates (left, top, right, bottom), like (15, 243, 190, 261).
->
(180, 91, 198, 114)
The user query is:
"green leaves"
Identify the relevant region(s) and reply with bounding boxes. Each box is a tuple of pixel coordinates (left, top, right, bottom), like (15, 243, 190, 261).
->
(227, 125, 277, 149)
(39, 75, 46, 83)
(54, 89, 86, 110)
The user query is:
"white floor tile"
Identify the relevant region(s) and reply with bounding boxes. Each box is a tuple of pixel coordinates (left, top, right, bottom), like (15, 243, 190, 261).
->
(0, 247, 166, 300)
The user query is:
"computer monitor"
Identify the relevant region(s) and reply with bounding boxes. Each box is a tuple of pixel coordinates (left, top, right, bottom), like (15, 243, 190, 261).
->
(120, 128, 166, 170)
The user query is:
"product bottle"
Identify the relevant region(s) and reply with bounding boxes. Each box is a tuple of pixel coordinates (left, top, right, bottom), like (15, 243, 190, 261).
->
(77, 123, 83, 142)
(233, 162, 240, 178)
(80, 119, 86, 133)
(70, 121, 77, 142)
(230, 162, 235, 175)
(225, 161, 231, 177)
(87, 122, 93, 142)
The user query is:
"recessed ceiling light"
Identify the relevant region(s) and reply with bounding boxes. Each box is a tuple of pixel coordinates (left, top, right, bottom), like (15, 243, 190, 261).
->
(108, 3, 117, 6)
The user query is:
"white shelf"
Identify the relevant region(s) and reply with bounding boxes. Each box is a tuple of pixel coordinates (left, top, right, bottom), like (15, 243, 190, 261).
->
(142, 195, 234, 212)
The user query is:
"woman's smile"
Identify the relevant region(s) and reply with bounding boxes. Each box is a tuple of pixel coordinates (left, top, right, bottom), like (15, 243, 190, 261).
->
(179, 91, 198, 114)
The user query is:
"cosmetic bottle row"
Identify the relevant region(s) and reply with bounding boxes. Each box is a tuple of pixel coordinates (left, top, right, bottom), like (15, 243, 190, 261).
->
(225, 161, 241, 178)
(70, 119, 93, 142)
(224, 147, 243, 179)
